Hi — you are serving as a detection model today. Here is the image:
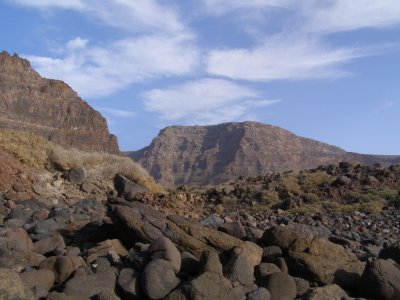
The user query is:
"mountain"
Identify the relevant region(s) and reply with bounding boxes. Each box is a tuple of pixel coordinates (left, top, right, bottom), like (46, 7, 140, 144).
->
(130, 121, 400, 187)
(0, 51, 119, 153)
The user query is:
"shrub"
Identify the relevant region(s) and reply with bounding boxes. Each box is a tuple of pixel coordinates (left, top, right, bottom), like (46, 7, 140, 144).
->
(299, 171, 334, 191)
(0, 128, 164, 193)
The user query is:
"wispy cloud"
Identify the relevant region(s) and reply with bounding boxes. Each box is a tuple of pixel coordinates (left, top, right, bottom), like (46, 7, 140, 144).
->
(10, 0, 84, 9)
(207, 35, 368, 81)
(26, 34, 199, 98)
(96, 107, 136, 118)
(142, 78, 280, 124)
(202, 0, 293, 15)
(304, 0, 400, 34)
(84, 0, 186, 34)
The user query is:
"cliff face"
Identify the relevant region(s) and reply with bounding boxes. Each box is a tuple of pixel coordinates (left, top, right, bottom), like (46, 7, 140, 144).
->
(130, 122, 400, 187)
(0, 51, 119, 153)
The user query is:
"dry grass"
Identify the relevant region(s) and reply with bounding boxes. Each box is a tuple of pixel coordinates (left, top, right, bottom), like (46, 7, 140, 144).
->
(0, 129, 49, 169)
(0, 128, 164, 193)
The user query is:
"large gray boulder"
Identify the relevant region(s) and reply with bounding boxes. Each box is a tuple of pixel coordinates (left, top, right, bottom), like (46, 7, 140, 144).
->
(117, 268, 142, 299)
(359, 259, 400, 300)
(148, 237, 181, 273)
(63, 270, 117, 299)
(140, 259, 180, 299)
(262, 225, 364, 289)
(261, 272, 297, 300)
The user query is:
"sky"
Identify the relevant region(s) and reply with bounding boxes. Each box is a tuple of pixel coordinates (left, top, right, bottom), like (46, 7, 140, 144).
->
(0, 0, 400, 154)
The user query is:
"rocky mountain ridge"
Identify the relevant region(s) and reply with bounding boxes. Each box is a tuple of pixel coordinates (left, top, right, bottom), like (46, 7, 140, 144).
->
(130, 122, 400, 187)
(0, 51, 119, 153)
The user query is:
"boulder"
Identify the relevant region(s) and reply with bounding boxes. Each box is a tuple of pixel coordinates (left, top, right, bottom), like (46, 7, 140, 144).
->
(379, 241, 400, 264)
(0, 268, 35, 300)
(255, 263, 281, 279)
(359, 259, 400, 300)
(39, 255, 85, 283)
(68, 167, 86, 184)
(109, 200, 260, 258)
(140, 259, 180, 299)
(3, 228, 33, 251)
(86, 239, 128, 263)
(148, 236, 181, 273)
(224, 247, 254, 286)
(0, 237, 44, 268)
(199, 249, 223, 274)
(33, 233, 66, 255)
(289, 238, 364, 288)
(46, 291, 87, 300)
(247, 287, 271, 300)
(182, 271, 245, 300)
(20, 269, 55, 291)
(219, 221, 246, 239)
(63, 270, 117, 299)
(304, 284, 348, 300)
(180, 251, 200, 277)
(114, 173, 148, 198)
(293, 276, 311, 297)
(117, 268, 142, 299)
(93, 290, 121, 300)
(262, 246, 282, 258)
(261, 225, 313, 253)
(2, 227, 33, 250)
(261, 272, 297, 300)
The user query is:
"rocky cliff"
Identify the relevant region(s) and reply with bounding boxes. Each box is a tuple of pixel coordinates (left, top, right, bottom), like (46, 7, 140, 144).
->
(0, 51, 119, 153)
(130, 122, 400, 186)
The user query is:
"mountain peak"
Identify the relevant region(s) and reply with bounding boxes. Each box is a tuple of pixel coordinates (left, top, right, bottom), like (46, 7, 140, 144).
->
(131, 122, 400, 187)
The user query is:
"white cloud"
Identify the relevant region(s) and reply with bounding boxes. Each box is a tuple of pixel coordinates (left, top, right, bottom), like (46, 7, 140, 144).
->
(207, 35, 369, 81)
(142, 78, 280, 124)
(66, 37, 88, 50)
(26, 34, 199, 98)
(84, 0, 186, 34)
(202, 0, 292, 15)
(9, 0, 187, 35)
(10, 0, 84, 9)
(96, 107, 136, 118)
(304, 0, 400, 34)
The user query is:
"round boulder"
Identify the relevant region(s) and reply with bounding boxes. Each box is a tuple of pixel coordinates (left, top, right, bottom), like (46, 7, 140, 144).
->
(141, 259, 180, 299)
(262, 272, 297, 300)
(359, 259, 400, 300)
(148, 237, 181, 273)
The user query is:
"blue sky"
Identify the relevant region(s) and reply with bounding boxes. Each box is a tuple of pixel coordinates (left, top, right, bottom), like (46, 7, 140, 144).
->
(1, 0, 400, 154)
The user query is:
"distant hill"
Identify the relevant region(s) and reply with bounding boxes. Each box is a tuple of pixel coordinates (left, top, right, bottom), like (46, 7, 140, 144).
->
(129, 121, 400, 187)
(0, 51, 119, 153)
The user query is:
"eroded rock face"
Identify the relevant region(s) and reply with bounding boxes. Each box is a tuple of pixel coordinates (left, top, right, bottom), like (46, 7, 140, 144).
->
(131, 122, 400, 186)
(0, 51, 119, 153)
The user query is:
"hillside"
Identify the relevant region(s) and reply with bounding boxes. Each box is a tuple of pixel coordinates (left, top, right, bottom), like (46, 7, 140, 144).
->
(130, 121, 400, 187)
(0, 51, 119, 153)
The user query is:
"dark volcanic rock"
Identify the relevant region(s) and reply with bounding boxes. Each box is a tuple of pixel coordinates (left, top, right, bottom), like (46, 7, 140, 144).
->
(359, 259, 400, 300)
(0, 51, 119, 153)
(140, 259, 180, 299)
(109, 198, 262, 259)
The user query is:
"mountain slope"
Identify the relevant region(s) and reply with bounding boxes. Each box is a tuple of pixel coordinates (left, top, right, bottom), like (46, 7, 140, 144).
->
(0, 51, 119, 153)
(130, 122, 400, 187)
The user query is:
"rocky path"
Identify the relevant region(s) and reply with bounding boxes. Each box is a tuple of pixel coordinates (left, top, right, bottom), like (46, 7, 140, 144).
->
(0, 188, 399, 300)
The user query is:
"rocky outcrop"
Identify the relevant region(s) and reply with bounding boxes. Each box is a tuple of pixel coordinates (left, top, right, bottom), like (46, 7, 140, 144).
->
(0, 51, 119, 153)
(130, 122, 400, 187)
